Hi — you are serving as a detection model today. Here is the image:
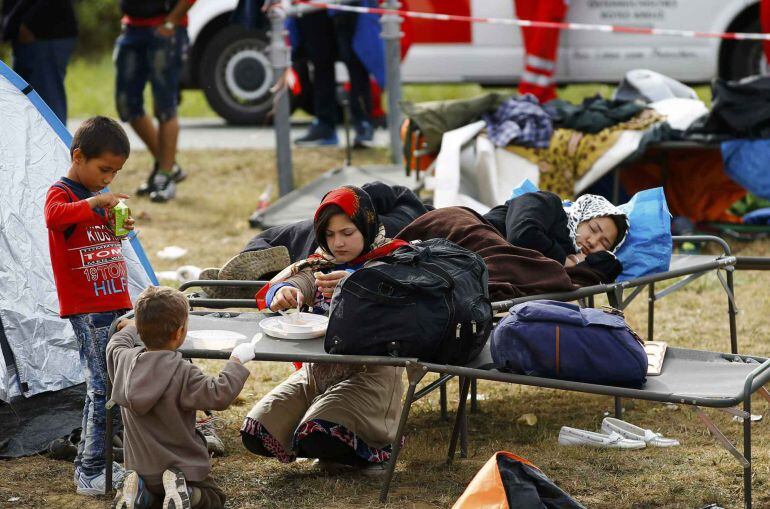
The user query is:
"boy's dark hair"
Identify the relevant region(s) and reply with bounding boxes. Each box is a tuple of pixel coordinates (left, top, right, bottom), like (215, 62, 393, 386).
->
(314, 204, 345, 254)
(70, 116, 130, 159)
(610, 215, 628, 250)
(135, 286, 189, 349)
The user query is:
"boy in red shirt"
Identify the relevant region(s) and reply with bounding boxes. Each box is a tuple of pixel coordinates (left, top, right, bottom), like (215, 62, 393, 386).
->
(45, 116, 134, 496)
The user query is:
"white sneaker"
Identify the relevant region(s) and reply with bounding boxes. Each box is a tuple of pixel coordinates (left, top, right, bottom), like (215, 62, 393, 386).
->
(75, 462, 126, 496)
(601, 417, 680, 447)
(558, 426, 646, 449)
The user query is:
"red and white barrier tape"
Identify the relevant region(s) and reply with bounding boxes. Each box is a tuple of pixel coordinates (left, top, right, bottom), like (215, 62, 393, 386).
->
(297, 1, 770, 41)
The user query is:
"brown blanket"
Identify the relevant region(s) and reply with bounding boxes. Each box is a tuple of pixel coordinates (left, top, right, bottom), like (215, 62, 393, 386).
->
(396, 207, 604, 302)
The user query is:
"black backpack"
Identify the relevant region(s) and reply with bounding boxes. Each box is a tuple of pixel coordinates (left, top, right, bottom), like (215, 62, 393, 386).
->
(324, 239, 493, 365)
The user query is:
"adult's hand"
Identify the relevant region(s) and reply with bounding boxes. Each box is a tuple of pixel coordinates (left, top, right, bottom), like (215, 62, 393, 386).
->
(565, 253, 586, 267)
(315, 270, 349, 298)
(270, 285, 300, 311)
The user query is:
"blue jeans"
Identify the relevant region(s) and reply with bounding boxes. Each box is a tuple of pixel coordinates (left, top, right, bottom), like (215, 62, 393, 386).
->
(69, 310, 126, 475)
(12, 37, 76, 124)
(114, 26, 189, 122)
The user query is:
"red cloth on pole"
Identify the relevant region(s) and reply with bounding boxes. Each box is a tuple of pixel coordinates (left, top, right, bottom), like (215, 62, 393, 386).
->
(516, 0, 569, 102)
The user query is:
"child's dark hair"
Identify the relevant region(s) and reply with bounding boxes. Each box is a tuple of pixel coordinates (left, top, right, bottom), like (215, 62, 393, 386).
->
(135, 286, 189, 349)
(610, 215, 628, 250)
(70, 116, 130, 159)
(314, 204, 346, 254)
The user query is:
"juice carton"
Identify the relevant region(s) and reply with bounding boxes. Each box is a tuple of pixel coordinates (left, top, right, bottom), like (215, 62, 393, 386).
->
(113, 200, 131, 237)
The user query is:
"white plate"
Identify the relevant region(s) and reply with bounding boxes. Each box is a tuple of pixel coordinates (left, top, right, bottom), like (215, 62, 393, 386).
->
(184, 329, 247, 350)
(260, 314, 328, 340)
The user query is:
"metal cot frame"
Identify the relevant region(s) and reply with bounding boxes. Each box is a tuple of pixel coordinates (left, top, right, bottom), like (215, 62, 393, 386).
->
(102, 236, 770, 506)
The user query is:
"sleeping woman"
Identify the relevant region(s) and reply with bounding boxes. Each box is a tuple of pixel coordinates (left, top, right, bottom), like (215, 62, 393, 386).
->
(396, 192, 629, 301)
(483, 191, 628, 275)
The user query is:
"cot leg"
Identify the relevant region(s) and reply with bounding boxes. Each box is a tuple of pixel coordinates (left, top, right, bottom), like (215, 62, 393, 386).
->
(447, 376, 472, 464)
(105, 379, 114, 493)
(647, 283, 655, 341)
(587, 294, 595, 308)
(470, 378, 478, 414)
(440, 383, 448, 420)
(379, 361, 427, 503)
(744, 397, 753, 509)
(727, 269, 739, 355)
(614, 397, 622, 419)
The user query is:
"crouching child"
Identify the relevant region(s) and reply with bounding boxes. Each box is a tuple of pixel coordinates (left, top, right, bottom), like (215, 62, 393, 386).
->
(107, 286, 254, 509)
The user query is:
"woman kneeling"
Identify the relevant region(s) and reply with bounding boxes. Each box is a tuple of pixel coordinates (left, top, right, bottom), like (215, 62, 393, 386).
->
(241, 186, 406, 474)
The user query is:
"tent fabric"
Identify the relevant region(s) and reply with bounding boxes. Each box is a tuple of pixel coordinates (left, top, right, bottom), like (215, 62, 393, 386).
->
(0, 383, 84, 458)
(452, 451, 585, 509)
(0, 60, 155, 401)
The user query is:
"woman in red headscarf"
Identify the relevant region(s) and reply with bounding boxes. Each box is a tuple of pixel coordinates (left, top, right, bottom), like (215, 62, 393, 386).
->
(242, 186, 407, 473)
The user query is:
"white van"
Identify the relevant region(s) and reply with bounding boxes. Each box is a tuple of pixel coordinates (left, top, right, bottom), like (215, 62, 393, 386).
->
(184, 0, 764, 123)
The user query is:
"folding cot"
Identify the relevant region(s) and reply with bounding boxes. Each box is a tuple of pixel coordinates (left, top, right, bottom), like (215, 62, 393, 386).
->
(102, 236, 770, 505)
(178, 234, 742, 419)
(104, 310, 770, 508)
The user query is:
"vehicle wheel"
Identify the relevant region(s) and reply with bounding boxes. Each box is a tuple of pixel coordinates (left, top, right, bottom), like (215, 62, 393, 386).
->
(722, 18, 768, 81)
(199, 25, 275, 125)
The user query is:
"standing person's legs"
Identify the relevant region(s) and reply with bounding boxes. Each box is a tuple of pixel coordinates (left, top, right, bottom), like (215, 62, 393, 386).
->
(11, 37, 76, 123)
(69, 311, 125, 494)
(146, 26, 189, 202)
(294, 13, 339, 145)
(332, 13, 372, 129)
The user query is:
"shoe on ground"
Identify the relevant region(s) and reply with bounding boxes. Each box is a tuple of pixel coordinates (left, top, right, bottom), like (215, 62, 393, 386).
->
(112, 470, 155, 509)
(601, 417, 680, 447)
(358, 461, 389, 477)
(75, 461, 126, 496)
(47, 437, 78, 461)
(295, 122, 339, 146)
(557, 426, 646, 449)
(138, 163, 186, 196)
(353, 120, 374, 148)
(196, 416, 225, 457)
(162, 468, 192, 509)
(149, 172, 177, 203)
(312, 458, 354, 475)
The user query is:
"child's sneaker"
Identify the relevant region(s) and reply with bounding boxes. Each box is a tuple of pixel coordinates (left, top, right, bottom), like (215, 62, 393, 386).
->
(162, 468, 191, 509)
(112, 470, 154, 509)
(75, 462, 126, 496)
(196, 416, 225, 457)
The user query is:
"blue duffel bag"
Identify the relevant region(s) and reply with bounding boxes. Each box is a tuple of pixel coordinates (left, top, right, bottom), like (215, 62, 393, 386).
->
(491, 300, 647, 387)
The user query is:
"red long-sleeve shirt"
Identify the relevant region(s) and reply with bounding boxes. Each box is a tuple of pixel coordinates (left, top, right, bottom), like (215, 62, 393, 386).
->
(45, 181, 132, 317)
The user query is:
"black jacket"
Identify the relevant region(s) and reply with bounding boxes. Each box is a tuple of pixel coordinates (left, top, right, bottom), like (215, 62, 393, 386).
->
(1, 0, 77, 41)
(483, 191, 621, 281)
(242, 182, 432, 262)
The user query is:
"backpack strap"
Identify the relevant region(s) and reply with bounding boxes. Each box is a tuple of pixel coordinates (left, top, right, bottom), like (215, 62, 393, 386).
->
(51, 183, 78, 240)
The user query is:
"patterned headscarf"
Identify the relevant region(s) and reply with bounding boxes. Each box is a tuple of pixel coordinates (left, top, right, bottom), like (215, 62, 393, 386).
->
(314, 185, 384, 257)
(255, 186, 408, 309)
(564, 194, 629, 253)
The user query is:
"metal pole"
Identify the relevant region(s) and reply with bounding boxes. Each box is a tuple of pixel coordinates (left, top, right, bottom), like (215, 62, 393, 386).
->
(380, 0, 404, 164)
(268, 7, 294, 196)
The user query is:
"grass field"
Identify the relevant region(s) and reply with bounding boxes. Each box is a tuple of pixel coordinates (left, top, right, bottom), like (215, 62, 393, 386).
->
(2, 147, 770, 509)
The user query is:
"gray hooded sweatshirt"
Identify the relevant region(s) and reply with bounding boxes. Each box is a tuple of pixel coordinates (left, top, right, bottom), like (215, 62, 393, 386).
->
(107, 325, 249, 484)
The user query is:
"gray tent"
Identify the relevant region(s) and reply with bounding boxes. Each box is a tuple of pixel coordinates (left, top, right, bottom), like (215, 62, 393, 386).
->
(0, 60, 156, 403)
